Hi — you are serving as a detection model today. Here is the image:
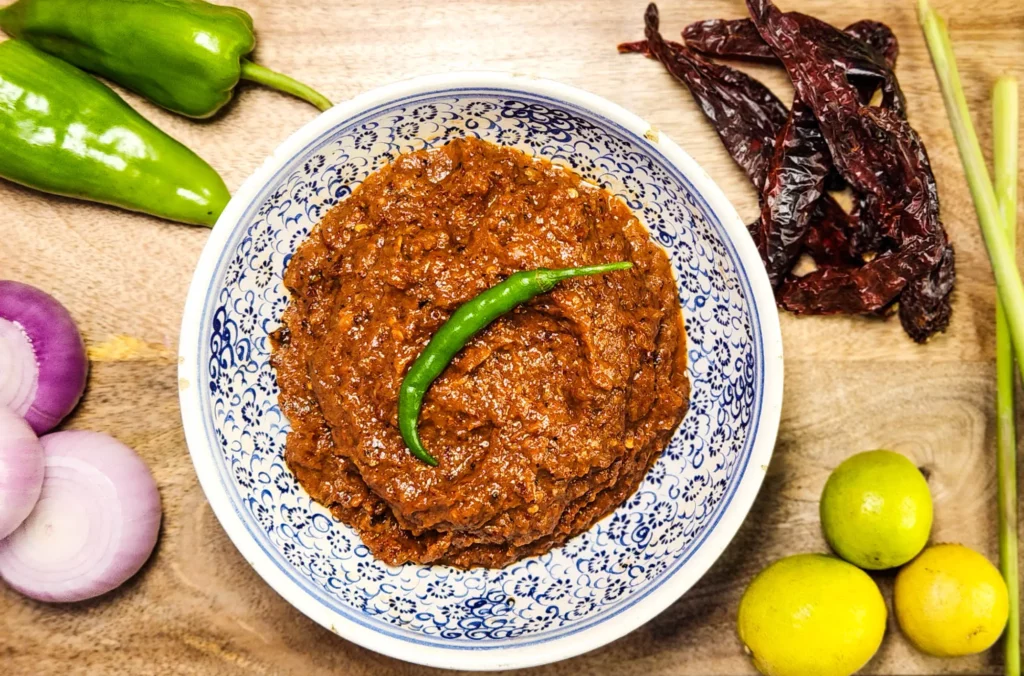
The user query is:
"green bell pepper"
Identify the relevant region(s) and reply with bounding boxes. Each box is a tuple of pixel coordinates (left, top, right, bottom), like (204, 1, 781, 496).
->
(0, 40, 230, 226)
(0, 0, 332, 119)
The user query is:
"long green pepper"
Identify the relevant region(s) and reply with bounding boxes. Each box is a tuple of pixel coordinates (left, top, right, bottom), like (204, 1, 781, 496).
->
(0, 0, 333, 118)
(0, 40, 230, 225)
(398, 261, 633, 466)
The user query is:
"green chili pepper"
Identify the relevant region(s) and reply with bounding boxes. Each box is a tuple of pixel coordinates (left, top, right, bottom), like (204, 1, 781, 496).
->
(0, 0, 332, 119)
(0, 40, 230, 225)
(398, 261, 634, 466)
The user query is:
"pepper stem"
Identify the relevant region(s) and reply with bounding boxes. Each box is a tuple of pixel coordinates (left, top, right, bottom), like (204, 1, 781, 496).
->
(543, 261, 634, 282)
(240, 60, 332, 112)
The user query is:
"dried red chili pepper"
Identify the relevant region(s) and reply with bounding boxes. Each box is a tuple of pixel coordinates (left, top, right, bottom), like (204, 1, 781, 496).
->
(802, 197, 862, 266)
(843, 20, 899, 69)
(753, 99, 833, 286)
(624, 6, 858, 287)
(679, 15, 898, 195)
(626, 3, 953, 339)
(618, 40, 648, 55)
(619, 7, 788, 190)
(619, 37, 778, 191)
(681, 17, 898, 111)
(746, 0, 953, 340)
(900, 245, 955, 340)
(682, 18, 898, 70)
(848, 192, 885, 254)
(748, 2, 906, 115)
(682, 18, 776, 61)
(803, 192, 898, 267)
(673, 11, 902, 285)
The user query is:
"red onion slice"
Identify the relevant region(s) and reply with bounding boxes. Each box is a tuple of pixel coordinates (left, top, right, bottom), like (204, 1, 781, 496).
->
(0, 431, 161, 602)
(0, 407, 45, 540)
(0, 281, 88, 434)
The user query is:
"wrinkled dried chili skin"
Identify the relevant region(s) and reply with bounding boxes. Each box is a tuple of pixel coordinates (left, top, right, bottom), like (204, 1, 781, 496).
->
(626, 5, 788, 190)
(677, 11, 900, 282)
(618, 36, 783, 188)
(754, 99, 833, 287)
(691, 6, 905, 114)
(682, 18, 776, 60)
(626, 7, 818, 286)
(628, 2, 952, 339)
(802, 197, 862, 266)
(843, 20, 899, 69)
(625, 11, 859, 284)
(892, 120, 956, 341)
(682, 17, 898, 70)
(776, 10, 906, 114)
(900, 246, 955, 340)
(746, 0, 953, 339)
(776, 106, 949, 320)
(624, 26, 853, 286)
(618, 36, 782, 189)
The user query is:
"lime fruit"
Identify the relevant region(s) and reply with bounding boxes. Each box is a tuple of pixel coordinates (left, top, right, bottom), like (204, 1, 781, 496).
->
(894, 544, 1009, 657)
(737, 554, 887, 676)
(820, 449, 933, 569)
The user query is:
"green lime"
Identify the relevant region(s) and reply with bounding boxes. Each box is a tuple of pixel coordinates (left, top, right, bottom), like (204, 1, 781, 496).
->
(820, 450, 932, 570)
(737, 554, 887, 676)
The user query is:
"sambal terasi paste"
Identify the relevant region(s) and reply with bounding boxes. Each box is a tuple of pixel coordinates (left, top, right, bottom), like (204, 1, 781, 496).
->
(271, 137, 690, 568)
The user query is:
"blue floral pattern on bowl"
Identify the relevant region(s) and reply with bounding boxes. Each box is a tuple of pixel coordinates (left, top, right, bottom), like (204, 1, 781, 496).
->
(181, 77, 779, 666)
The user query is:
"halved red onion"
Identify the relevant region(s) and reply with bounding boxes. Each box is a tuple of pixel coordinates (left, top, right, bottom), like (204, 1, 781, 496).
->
(0, 406, 44, 540)
(0, 430, 161, 602)
(0, 281, 88, 434)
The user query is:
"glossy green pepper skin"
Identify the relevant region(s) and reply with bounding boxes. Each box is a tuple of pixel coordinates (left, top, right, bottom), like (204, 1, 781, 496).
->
(0, 40, 230, 225)
(397, 262, 634, 466)
(0, 0, 332, 119)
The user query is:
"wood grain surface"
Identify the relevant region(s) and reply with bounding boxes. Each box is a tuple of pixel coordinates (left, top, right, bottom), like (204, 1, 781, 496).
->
(1, 0, 1022, 674)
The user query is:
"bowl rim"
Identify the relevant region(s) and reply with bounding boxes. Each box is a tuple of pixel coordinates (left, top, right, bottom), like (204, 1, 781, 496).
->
(178, 70, 783, 671)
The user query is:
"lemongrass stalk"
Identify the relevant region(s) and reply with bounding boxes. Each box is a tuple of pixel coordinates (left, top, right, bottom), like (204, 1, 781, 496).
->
(919, 0, 1024, 377)
(994, 74, 1020, 676)
(921, 8, 1022, 667)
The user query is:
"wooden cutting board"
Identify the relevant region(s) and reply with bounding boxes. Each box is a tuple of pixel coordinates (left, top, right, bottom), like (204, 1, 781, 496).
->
(1, 0, 1021, 673)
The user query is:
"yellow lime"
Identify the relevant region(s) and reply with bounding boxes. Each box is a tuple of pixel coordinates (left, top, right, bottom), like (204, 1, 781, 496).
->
(737, 554, 887, 676)
(894, 544, 1009, 657)
(820, 450, 933, 569)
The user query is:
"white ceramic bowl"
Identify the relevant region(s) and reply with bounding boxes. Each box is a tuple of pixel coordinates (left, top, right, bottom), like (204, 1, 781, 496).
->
(179, 72, 782, 671)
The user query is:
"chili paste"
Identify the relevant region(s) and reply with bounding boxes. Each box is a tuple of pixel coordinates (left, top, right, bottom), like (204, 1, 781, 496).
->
(271, 138, 689, 568)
